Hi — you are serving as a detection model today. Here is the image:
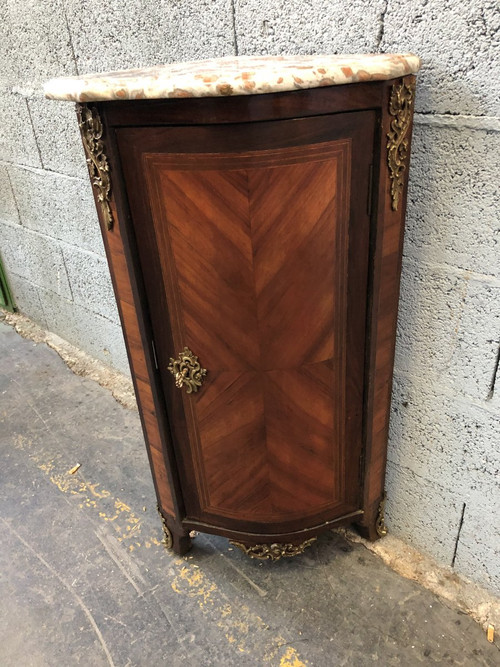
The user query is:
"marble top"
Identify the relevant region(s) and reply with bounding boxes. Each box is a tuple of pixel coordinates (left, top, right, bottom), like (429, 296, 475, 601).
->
(44, 53, 420, 103)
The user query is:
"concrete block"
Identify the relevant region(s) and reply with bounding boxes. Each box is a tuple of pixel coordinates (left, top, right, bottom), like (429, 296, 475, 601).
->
(388, 376, 463, 494)
(454, 501, 500, 595)
(0, 0, 77, 91)
(388, 369, 500, 589)
(27, 97, 89, 179)
(61, 246, 120, 325)
(0, 17, 15, 90)
(385, 460, 461, 566)
(446, 278, 500, 403)
(387, 455, 500, 592)
(382, 0, 500, 116)
(0, 222, 72, 299)
(0, 92, 41, 168)
(396, 267, 499, 404)
(395, 259, 468, 380)
(490, 360, 500, 414)
(405, 124, 500, 277)
(64, 0, 235, 74)
(234, 0, 386, 55)
(389, 374, 500, 501)
(0, 166, 19, 225)
(8, 166, 104, 256)
(38, 287, 130, 375)
(1, 272, 47, 328)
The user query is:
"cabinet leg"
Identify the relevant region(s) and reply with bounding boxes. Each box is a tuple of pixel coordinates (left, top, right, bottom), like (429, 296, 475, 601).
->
(355, 492, 388, 542)
(157, 506, 192, 556)
(170, 530, 192, 556)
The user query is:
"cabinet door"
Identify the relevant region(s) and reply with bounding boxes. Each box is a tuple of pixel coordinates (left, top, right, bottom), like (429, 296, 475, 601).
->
(117, 111, 375, 533)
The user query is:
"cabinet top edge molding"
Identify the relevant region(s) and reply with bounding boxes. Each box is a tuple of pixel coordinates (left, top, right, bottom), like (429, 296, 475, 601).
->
(44, 53, 421, 103)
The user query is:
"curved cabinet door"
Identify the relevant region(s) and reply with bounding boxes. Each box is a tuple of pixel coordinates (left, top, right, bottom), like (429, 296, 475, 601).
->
(117, 110, 375, 535)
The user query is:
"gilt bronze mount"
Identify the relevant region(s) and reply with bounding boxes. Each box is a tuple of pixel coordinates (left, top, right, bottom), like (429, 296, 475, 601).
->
(77, 104, 113, 230)
(375, 492, 388, 538)
(157, 505, 173, 549)
(230, 537, 317, 561)
(387, 79, 416, 211)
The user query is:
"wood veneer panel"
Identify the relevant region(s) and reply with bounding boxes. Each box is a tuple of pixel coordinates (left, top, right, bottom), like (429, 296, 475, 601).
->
(119, 300, 149, 383)
(135, 378, 162, 450)
(196, 371, 268, 515)
(358, 76, 416, 534)
(143, 138, 353, 527)
(115, 107, 376, 537)
(104, 81, 383, 127)
(105, 230, 134, 305)
(264, 366, 339, 515)
(249, 159, 341, 369)
(78, 76, 416, 553)
(149, 449, 175, 513)
(154, 167, 260, 371)
(80, 119, 179, 523)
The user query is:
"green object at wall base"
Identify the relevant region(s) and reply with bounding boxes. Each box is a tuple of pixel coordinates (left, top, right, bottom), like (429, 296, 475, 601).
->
(0, 256, 15, 312)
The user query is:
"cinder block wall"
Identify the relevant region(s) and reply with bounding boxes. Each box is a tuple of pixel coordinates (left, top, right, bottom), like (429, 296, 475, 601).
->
(1, 1, 498, 594)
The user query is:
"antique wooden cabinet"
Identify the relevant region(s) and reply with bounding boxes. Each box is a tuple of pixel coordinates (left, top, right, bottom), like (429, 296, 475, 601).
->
(45, 54, 420, 560)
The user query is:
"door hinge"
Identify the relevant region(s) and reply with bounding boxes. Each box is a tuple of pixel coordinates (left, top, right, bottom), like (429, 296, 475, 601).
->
(367, 163, 374, 217)
(151, 339, 159, 370)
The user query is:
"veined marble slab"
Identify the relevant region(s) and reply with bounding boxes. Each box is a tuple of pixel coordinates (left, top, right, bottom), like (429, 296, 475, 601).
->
(44, 53, 420, 102)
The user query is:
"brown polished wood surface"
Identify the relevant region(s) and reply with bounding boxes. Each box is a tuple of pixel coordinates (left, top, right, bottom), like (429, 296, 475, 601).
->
(78, 76, 415, 553)
(93, 197, 175, 517)
(116, 111, 374, 535)
(148, 144, 349, 525)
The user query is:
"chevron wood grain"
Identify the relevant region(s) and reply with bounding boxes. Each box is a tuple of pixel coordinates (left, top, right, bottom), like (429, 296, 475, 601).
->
(111, 94, 395, 547)
(78, 76, 416, 555)
(139, 135, 356, 526)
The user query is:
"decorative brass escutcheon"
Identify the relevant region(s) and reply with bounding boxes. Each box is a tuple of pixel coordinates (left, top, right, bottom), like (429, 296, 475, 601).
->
(168, 347, 206, 394)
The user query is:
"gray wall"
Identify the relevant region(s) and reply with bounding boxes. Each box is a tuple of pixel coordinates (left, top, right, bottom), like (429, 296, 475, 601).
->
(0, 1, 498, 594)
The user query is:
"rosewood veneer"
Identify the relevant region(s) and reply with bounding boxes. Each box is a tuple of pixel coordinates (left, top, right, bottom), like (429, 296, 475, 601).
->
(45, 55, 419, 560)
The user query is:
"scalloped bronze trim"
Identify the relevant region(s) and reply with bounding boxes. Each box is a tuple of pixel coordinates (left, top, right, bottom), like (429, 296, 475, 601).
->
(230, 537, 317, 561)
(157, 505, 173, 549)
(376, 492, 388, 538)
(78, 104, 113, 230)
(387, 80, 416, 211)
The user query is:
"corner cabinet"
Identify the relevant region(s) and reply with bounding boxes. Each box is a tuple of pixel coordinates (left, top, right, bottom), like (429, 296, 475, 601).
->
(45, 54, 419, 560)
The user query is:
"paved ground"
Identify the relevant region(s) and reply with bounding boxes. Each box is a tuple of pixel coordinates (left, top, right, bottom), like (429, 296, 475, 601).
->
(0, 318, 498, 667)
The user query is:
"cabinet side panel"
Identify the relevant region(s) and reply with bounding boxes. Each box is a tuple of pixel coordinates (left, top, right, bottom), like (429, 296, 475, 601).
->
(102, 220, 175, 516)
(359, 75, 416, 534)
(79, 105, 177, 519)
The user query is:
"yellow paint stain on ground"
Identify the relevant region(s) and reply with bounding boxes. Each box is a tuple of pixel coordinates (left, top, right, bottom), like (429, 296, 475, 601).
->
(263, 636, 295, 664)
(13, 435, 309, 665)
(279, 647, 308, 667)
(170, 560, 308, 664)
(12, 433, 160, 551)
